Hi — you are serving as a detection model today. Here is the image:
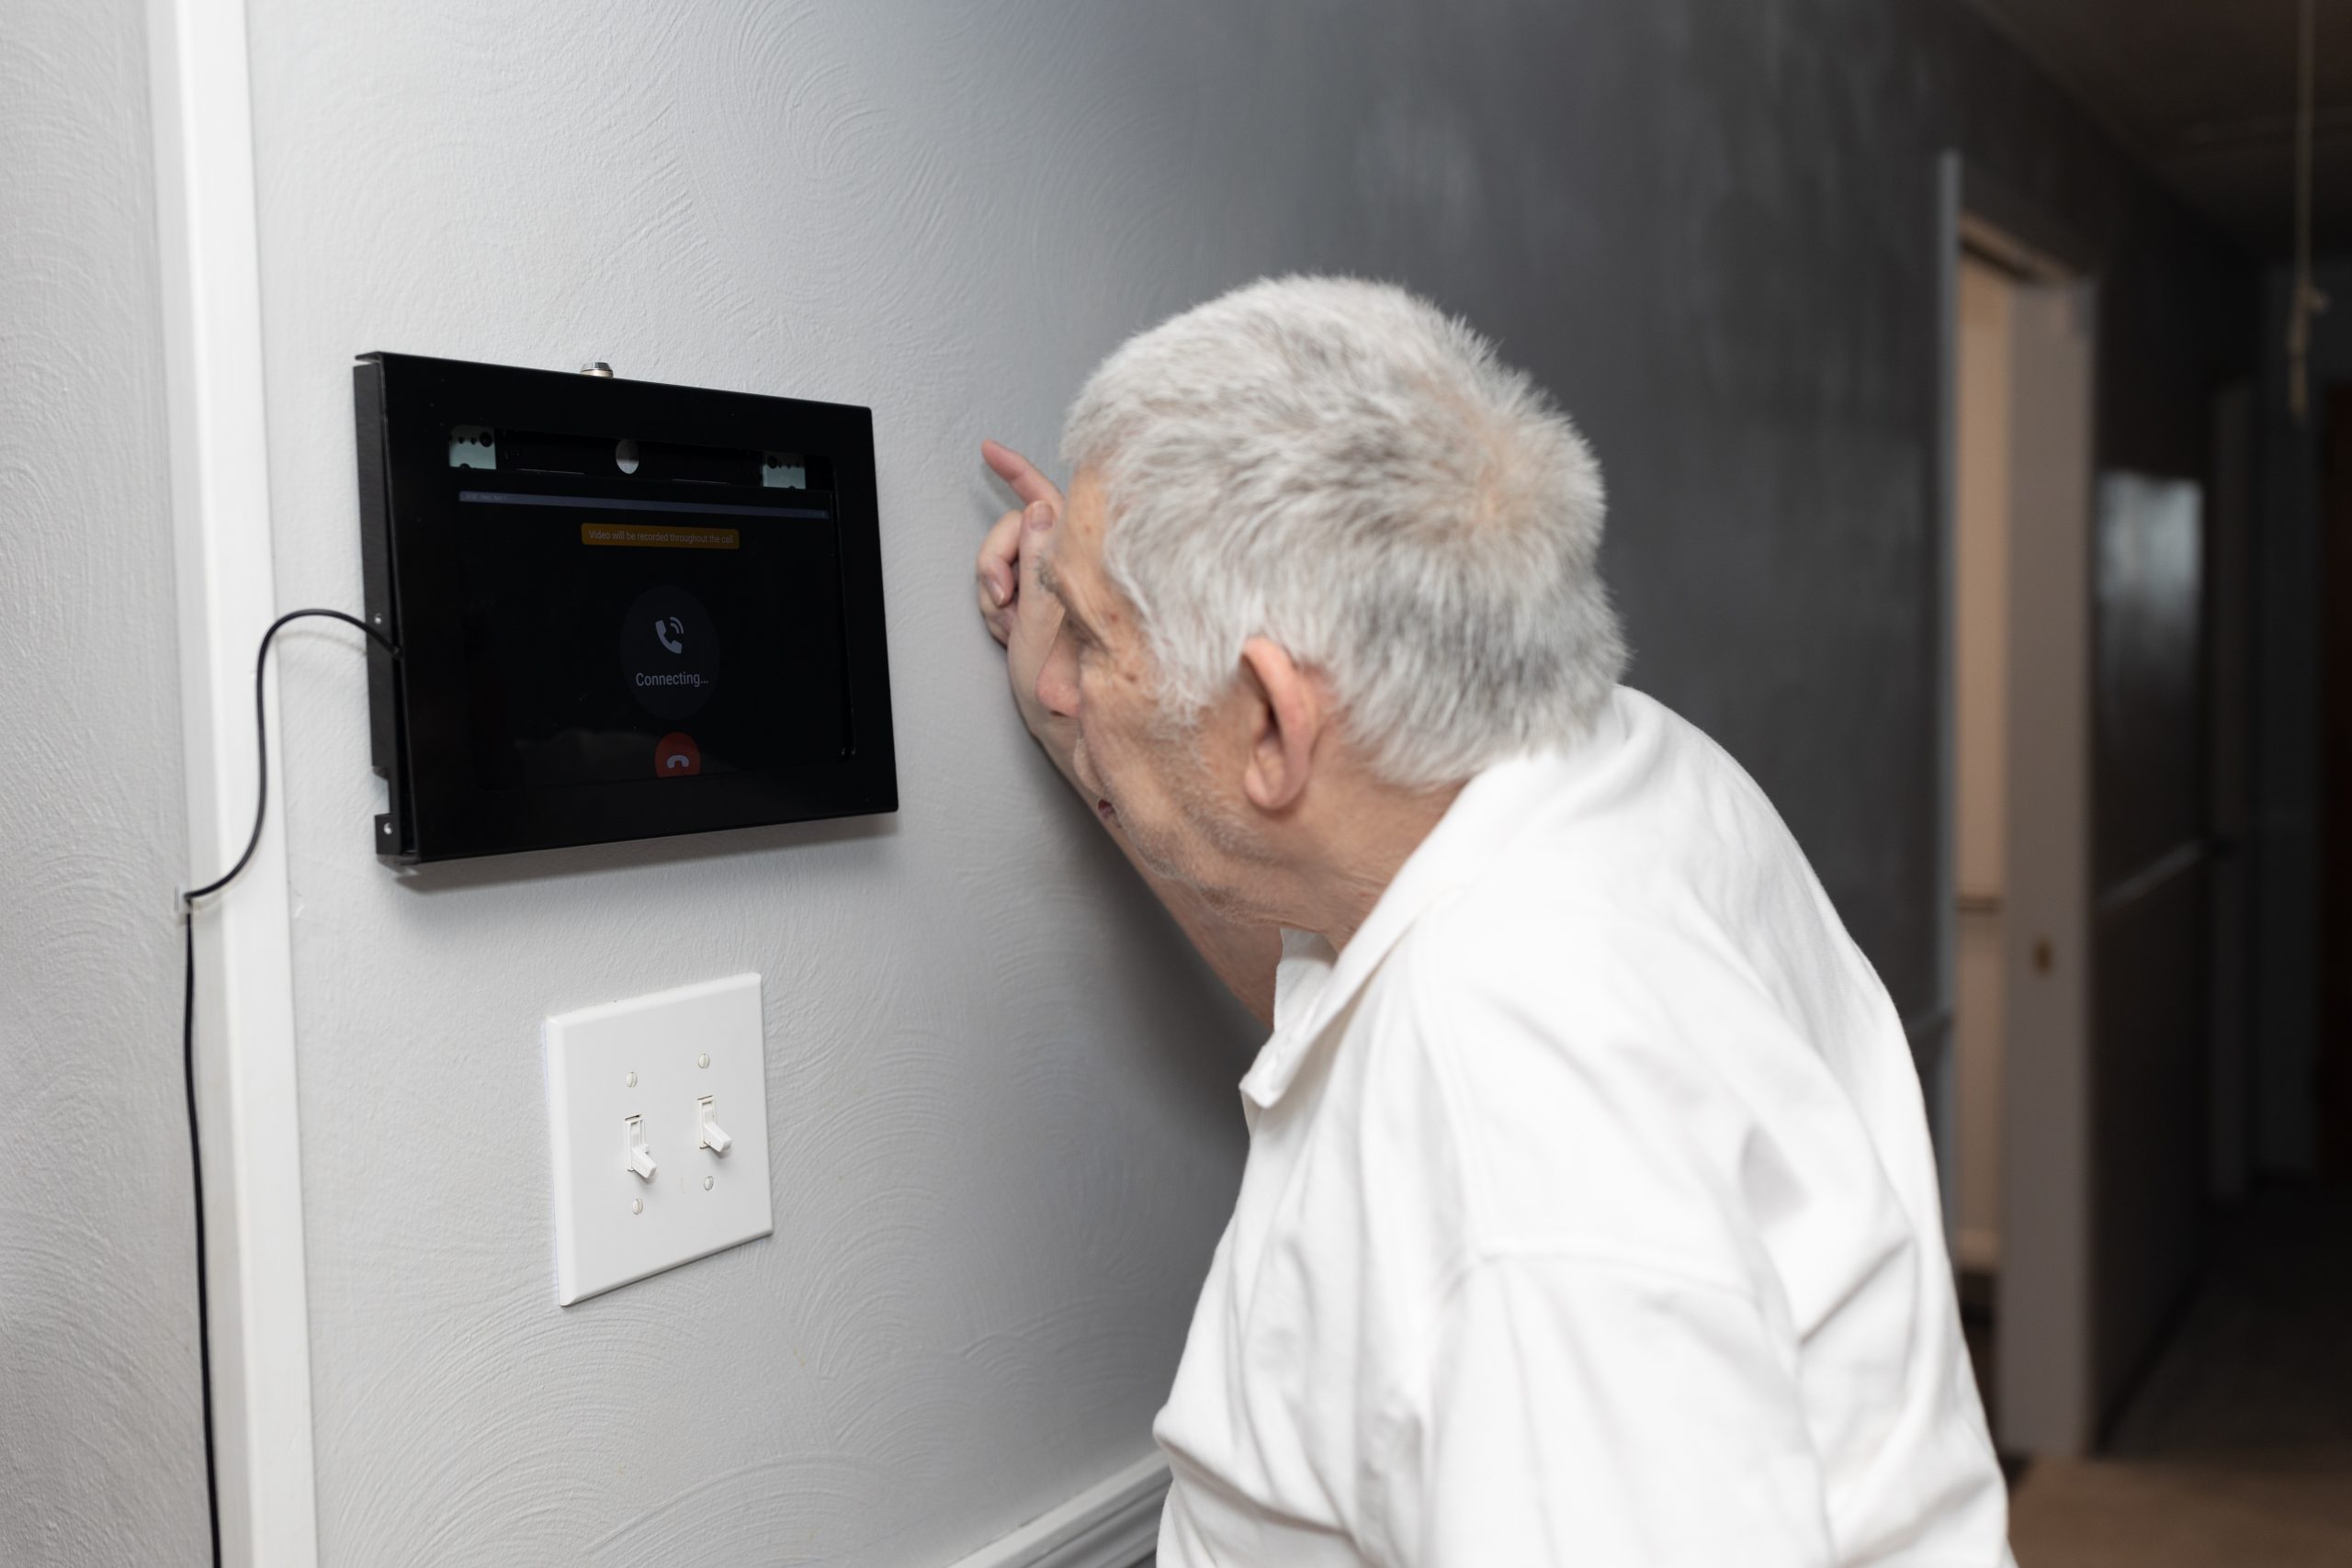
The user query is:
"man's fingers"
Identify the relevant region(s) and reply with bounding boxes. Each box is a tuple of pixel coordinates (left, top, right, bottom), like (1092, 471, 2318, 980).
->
(1015, 502, 1055, 599)
(972, 451, 1060, 659)
(1007, 550, 1065, 669)
(982, 439, 1064, 513)
(977, 505, 1023, 608)
(1007, 502, 1064, 670)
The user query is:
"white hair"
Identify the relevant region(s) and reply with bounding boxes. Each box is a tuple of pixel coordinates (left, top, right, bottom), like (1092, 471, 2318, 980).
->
(1061, 275, 1626, 790)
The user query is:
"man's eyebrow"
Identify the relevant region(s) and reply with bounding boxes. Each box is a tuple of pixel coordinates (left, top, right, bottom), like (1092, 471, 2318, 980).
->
(1035, 555, 1064, 601)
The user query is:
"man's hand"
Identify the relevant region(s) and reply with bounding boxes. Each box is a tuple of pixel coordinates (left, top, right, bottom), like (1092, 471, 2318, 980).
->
(975, 439, 1078, 778)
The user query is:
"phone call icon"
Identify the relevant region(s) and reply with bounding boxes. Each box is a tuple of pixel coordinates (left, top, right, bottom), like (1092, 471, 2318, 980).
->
(654, 732, 701, 776)
(623, 585, 715, 722)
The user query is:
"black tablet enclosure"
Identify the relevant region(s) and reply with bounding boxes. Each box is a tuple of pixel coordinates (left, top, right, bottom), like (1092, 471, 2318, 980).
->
(355, 353, 896, 863)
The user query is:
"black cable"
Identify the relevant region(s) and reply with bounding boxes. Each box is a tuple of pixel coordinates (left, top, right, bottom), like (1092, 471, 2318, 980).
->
(180, 609, 396, 1567)
(186, 609, 395, 903)
(181, 911, 217, 1568)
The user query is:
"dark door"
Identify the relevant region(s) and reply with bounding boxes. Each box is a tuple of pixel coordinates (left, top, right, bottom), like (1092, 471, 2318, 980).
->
(2318, 393, 2352, 1175)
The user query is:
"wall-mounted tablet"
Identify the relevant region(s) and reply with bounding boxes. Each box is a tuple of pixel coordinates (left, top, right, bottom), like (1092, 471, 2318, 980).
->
(355, 353, 895, 863)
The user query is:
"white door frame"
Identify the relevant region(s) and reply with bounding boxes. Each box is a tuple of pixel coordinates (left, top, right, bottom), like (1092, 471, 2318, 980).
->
(1994, 273, 2098, 1455)
(1932, 152, 2102, 1457)
(148, 0, 321, 1559)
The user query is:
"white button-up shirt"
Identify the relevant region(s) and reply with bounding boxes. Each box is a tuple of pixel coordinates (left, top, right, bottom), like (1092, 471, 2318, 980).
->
(1153, 687, 2012, 1567)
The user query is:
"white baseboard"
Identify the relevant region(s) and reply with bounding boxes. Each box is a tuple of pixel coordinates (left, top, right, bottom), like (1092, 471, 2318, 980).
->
(940, 1453, 1169, 1568)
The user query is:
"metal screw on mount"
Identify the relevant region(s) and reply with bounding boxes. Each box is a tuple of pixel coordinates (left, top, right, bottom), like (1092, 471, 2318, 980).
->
(581, 362, 615, 378)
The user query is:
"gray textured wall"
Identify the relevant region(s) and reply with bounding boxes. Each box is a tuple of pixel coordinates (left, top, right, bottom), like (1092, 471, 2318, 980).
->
(1, 1, 2256, 1562)
(0, 3, 210, 1563)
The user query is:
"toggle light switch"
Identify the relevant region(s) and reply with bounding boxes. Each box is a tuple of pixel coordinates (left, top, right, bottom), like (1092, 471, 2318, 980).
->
(624, 1115, 658, 1180)
(544, 973, 773, 1305)
(697, 1097, 732, 1156)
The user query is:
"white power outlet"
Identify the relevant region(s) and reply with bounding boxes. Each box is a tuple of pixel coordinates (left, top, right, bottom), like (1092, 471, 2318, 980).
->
(543, 973, 773, 1305)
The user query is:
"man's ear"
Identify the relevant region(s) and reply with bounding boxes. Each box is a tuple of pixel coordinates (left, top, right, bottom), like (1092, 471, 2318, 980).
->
(1237, 637, 1323, 813)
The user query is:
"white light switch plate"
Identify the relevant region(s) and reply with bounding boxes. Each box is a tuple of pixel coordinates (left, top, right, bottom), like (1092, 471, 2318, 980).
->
(544, 973, 772, 1305)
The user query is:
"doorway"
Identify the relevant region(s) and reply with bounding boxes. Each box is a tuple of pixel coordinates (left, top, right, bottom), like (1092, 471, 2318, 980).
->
(1939, 180, 2100, 1457)
(1951, 247, 2016, 1290)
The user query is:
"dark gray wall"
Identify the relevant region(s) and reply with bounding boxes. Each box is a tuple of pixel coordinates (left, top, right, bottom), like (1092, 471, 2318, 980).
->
(1342, 0, 2256, 1034)
(2251, 257, 2352, 1179)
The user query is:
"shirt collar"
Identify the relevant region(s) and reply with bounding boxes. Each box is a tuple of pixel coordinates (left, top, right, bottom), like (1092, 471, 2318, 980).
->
(1237, 690, 1634, 1113)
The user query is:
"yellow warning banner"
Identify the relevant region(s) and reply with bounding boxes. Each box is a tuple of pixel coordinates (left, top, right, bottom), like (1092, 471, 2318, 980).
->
(579, 522, 741, 550)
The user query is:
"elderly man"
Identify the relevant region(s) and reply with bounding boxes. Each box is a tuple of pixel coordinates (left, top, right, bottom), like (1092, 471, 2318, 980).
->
(973, 277, 2010, 1567)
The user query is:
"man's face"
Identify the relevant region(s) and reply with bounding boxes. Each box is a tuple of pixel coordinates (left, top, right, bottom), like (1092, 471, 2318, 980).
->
(1037, 471, 1266, 908)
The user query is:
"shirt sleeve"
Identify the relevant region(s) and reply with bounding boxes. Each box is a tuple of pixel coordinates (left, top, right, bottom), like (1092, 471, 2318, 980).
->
(1373, 1251, 1837, 1568)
